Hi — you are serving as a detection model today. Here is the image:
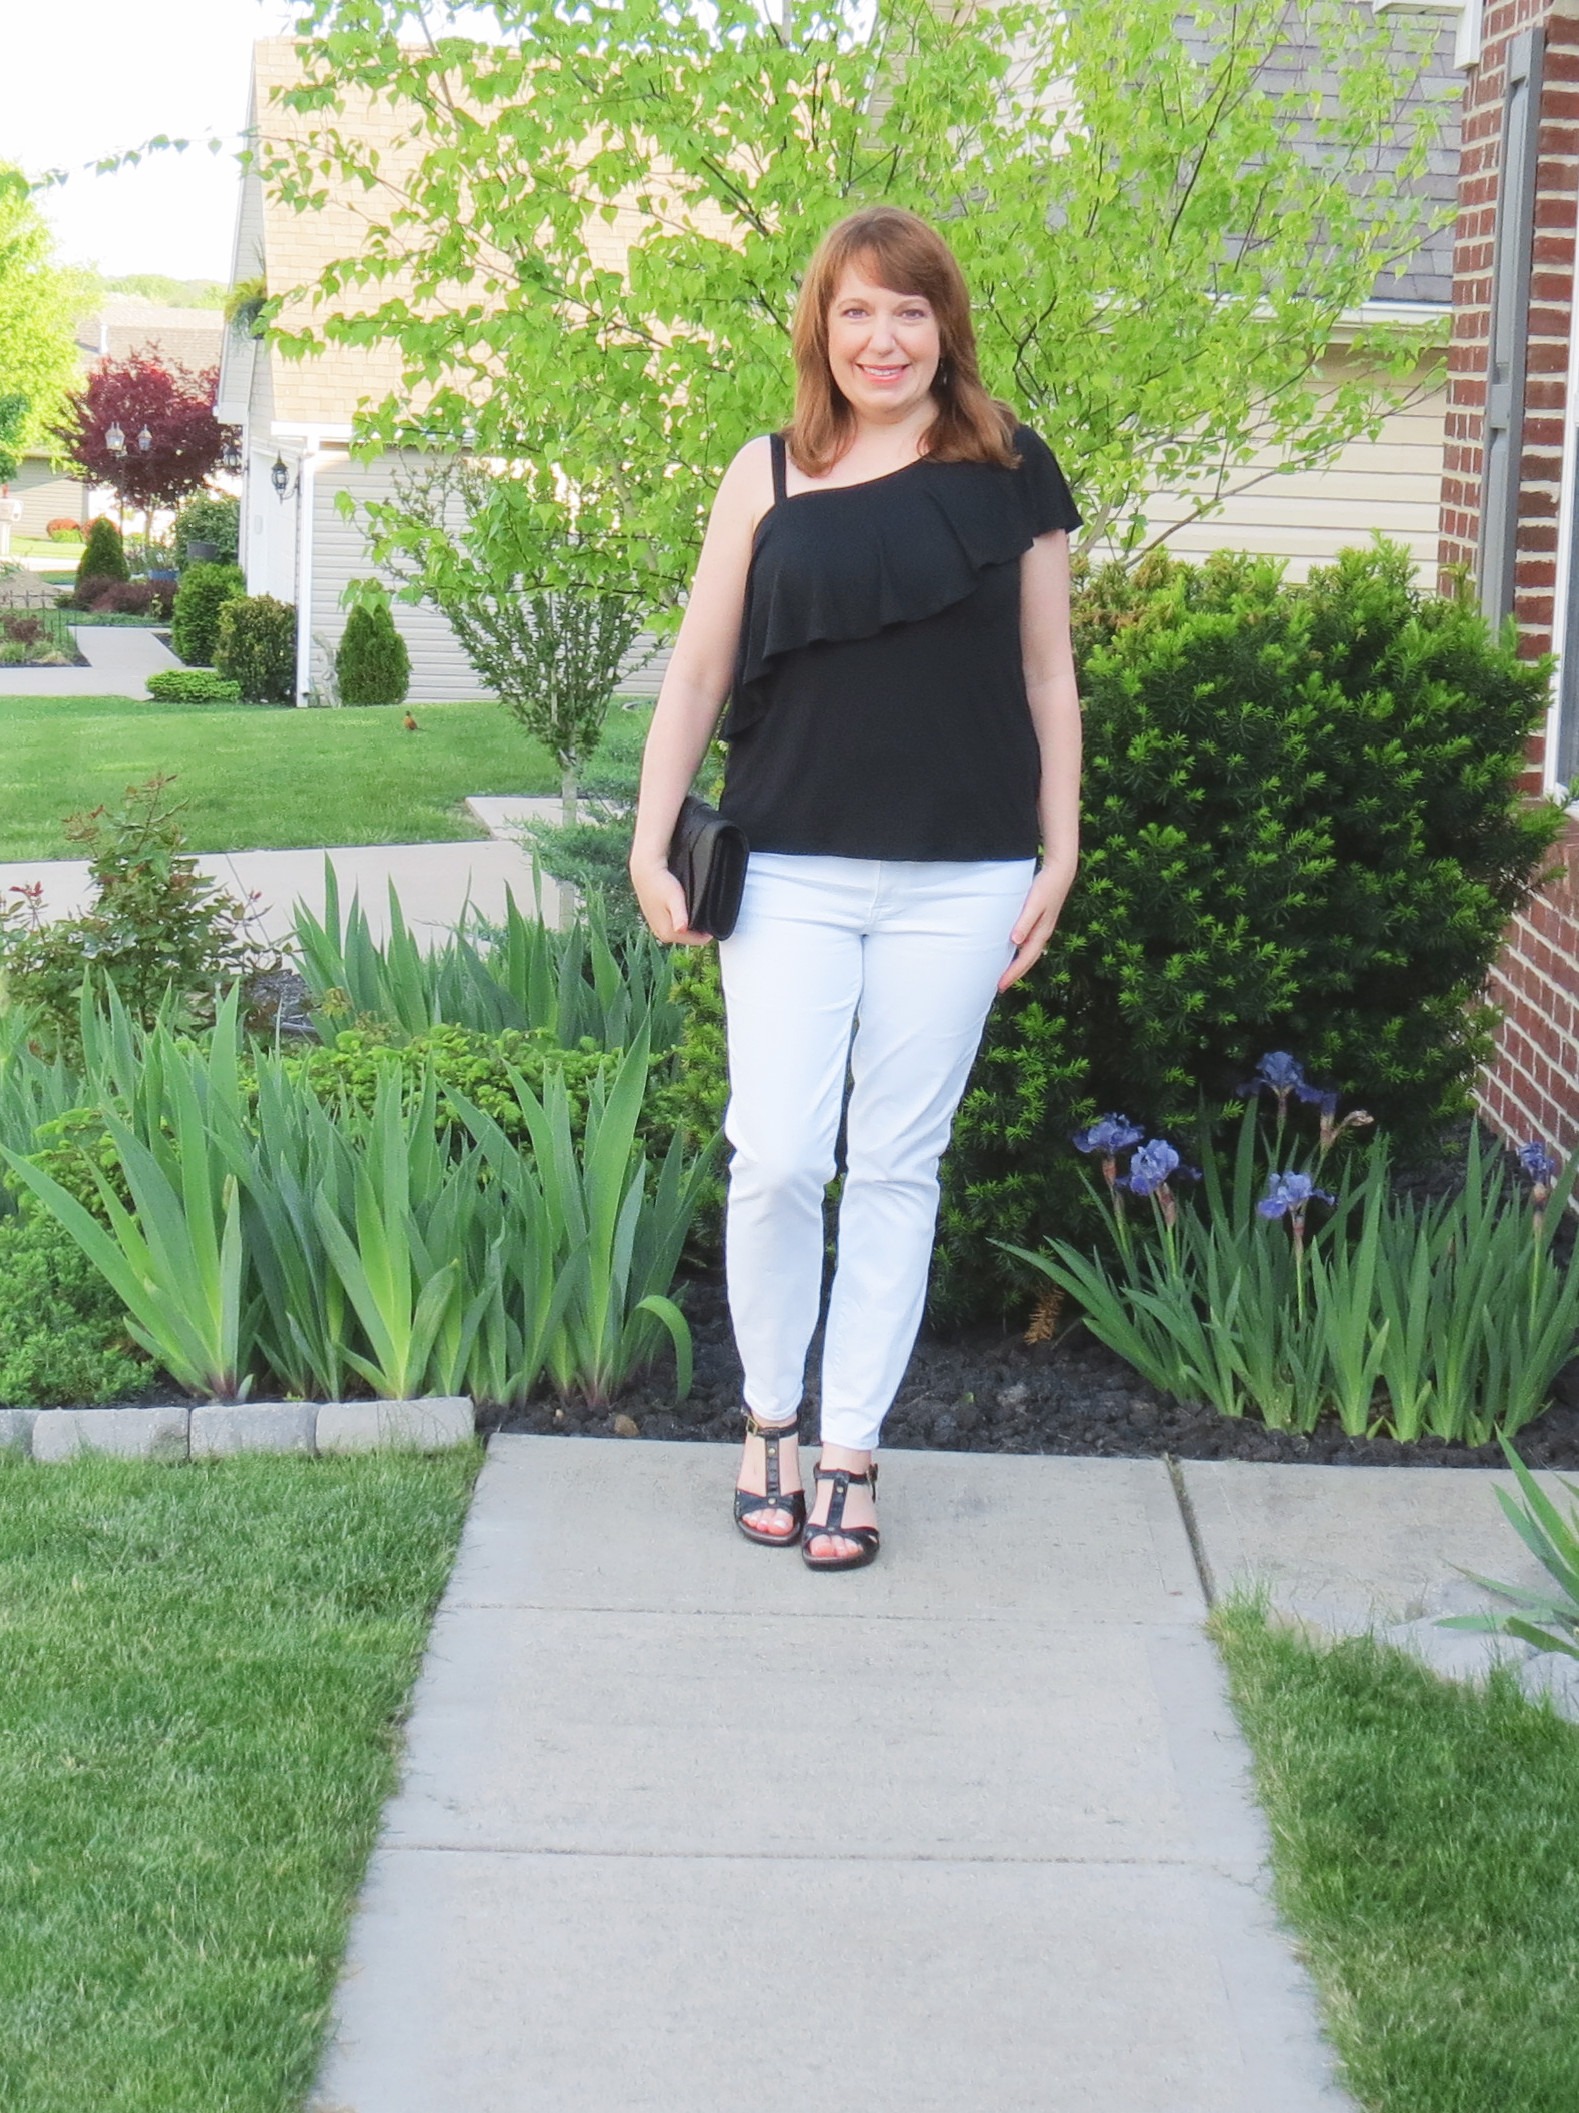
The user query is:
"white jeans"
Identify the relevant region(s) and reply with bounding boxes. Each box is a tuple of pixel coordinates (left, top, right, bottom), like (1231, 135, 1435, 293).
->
(717, 851, 1035, 1453)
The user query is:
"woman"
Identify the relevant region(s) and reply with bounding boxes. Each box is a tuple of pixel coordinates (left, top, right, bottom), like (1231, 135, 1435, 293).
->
(630, 204, 1083, 1570)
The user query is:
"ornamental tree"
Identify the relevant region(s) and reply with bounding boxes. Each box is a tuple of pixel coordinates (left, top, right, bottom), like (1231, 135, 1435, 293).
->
(262, 0, 1453, 614)
(55, 355, 240, 540)
(356, 458, 647, 817)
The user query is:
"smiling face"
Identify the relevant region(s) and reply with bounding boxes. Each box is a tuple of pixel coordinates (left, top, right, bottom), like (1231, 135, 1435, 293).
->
(824, 259, 942, 426)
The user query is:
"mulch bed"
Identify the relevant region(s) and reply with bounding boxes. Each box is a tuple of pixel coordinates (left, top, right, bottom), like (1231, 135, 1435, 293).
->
(481, 1264, 1579, 1471)
(484, 1120, 1579, 1470)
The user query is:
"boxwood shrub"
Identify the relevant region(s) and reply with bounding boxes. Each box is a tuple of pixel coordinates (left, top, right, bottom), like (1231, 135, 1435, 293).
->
(145, 668, 243, 703)
(215, 592, 295, 704)
(171, 561, 245, 665)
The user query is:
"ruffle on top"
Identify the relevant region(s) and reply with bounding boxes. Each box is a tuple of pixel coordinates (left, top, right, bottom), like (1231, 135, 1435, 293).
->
(724, 424, 1081, 738)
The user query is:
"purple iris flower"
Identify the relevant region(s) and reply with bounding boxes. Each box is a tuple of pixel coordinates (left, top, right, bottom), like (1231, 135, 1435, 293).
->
(1238, 1052, 1307, 1099)
(1520, 1140, 1561, 1186)
(1073, 1114, 1145, 1155)
(1257, 1170, 1336, 1220)
(1119, 1138, 1180, 1197)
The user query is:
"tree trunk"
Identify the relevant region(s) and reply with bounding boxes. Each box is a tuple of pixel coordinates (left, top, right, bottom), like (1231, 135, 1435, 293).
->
(561, 765, 578, 829)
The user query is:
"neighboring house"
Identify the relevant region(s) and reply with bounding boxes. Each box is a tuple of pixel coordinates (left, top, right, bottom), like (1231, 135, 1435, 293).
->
(8, 298, 226, 538)
(1437, 0, 1579, 1156)
(221, 23, 1463, 704)
(217, 38, 670, 705)
(1140, 4, 1463, 579)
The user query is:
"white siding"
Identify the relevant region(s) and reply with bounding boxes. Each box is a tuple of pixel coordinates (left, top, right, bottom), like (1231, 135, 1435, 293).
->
(307, 454, 673, 704)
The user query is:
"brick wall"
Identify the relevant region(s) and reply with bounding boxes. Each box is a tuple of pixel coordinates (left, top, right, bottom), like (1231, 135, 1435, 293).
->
(1440, 0, 1579, 1156)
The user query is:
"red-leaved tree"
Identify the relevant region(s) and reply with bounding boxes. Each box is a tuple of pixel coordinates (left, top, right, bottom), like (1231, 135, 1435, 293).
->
(56, 356, 240, 542)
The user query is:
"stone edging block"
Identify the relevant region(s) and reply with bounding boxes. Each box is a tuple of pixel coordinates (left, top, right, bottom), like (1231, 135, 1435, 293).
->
(316, 1397, 475, 1454)
(32, 1405, 191, 1463)
(13, 1398, 476, 1462)
(0, 1408, 39, 1452)
(191, 1402, 319, 1459)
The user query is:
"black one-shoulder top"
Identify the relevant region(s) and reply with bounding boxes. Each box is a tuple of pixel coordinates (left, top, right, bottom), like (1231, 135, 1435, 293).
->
(718, 422, 1082, 862)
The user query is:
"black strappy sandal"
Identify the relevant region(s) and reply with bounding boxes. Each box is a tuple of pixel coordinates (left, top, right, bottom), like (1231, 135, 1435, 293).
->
(802, 1462, 880, 1572)
(734, 1409, 807, 1547)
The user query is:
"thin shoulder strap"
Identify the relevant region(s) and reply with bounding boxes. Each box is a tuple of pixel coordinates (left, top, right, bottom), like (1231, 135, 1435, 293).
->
(769, 430, 788, 505)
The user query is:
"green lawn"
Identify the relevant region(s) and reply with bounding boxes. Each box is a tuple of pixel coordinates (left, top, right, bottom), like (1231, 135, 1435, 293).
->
(1214, 1601, 1579, 2113)
(0, 695, 557, 859)
(0, 1446, 481, 2113)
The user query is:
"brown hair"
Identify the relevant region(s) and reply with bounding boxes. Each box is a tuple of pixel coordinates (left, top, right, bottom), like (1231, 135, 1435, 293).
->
(786, 205, 1020, 477)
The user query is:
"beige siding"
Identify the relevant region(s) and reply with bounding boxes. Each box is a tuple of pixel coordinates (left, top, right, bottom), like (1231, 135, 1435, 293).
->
(10, 459, 90, 538)
(1123, 353, 1448, 583)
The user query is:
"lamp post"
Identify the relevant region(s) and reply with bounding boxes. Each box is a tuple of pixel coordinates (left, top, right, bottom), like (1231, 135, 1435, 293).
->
(104, 420, 126, 533)
(104, 420, 156, 547)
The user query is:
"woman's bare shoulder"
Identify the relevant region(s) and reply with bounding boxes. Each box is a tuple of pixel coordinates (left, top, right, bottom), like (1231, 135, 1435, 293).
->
(713, 434, 779, 540)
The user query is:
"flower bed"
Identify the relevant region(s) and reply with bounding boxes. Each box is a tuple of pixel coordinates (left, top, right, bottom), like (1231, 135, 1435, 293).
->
(0, 608, 83, 667)
(484, 1254, 1579, 1470)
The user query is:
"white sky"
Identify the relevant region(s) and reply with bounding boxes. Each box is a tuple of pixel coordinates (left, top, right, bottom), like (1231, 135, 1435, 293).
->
(6, 0, 314, 283)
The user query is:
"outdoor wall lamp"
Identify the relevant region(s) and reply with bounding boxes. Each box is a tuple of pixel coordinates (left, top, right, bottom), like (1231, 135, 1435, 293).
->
(270, 455, 292, 498)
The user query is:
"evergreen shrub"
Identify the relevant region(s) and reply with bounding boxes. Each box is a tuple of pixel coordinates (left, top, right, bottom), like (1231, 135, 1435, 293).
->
(669, 538, 1564, 1322)
(170, 561, 245, 665)
(937, 538, 1562, 1317)
(73, 516, 128, 598)
(215, 592, 296, 703)
(145, 669, 242, 703)
(335, 601, 411, 706)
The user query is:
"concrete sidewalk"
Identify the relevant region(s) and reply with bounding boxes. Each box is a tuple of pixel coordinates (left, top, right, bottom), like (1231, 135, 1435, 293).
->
(0, 799, 566, 948)
(307, 1442, 1355, 2113)
(1176, 1458, 1579, 1714)
(0, 621, 181, 695)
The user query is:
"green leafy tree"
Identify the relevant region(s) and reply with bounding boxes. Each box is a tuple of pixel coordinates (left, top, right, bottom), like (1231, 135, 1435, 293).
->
(267, 0, 1452, 607)
(0, 393, 28, 484)
(0, 167, 80, 462)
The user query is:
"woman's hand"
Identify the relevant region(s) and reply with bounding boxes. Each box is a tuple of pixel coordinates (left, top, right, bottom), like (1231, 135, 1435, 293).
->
(630, 855, 712, 947)
(999, 864, 1072, 991)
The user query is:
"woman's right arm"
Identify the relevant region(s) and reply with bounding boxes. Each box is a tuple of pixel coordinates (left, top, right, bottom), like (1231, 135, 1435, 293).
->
(629, 438, 770, 945)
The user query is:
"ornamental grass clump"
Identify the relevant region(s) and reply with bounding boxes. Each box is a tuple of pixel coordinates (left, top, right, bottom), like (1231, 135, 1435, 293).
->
(1004, 1052, 1579, 1445)
(293, 860, 681, 1052)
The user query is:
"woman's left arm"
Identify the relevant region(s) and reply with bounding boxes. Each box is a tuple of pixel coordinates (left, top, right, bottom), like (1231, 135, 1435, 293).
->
(1002, 528, 1082, 992)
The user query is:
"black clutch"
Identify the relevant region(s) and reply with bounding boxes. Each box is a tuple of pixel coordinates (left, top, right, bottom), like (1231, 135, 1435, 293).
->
(667, 794, 749, 939)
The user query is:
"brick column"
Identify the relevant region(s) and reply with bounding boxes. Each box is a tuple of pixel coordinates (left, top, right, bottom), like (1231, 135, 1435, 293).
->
(1440, 0, 1579, 1153)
